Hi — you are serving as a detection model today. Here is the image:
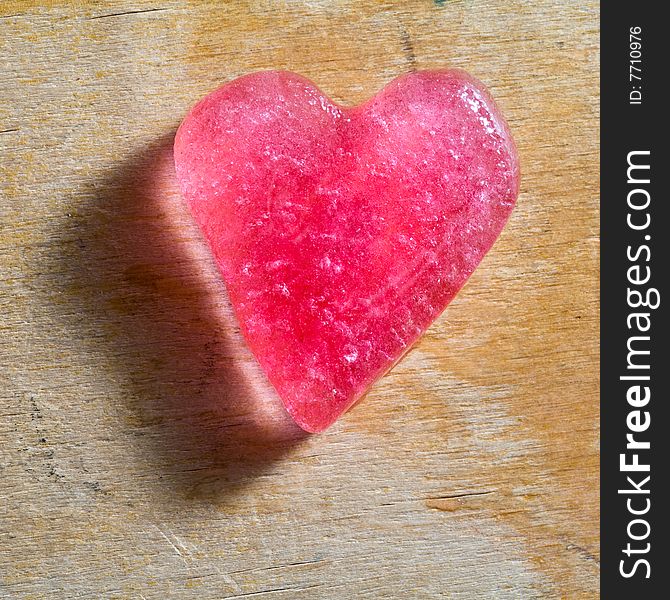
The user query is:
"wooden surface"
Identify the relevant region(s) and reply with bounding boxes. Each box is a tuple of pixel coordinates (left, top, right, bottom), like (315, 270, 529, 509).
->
(1, 1, 599, 598)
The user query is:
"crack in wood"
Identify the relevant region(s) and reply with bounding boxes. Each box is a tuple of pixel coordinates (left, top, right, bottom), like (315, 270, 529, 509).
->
(86, 8, 169, 21)
(227, 558, 326, 577)
(399, 26, 418, 71)
(428, 490, 497, 500)
(564, 540, 601, 566)
(425, 490, 497, 513)
(264, 558, 325, 570)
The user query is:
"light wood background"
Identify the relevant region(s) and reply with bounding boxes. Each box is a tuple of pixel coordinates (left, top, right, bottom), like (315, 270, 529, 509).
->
(1, 1, 599, 598)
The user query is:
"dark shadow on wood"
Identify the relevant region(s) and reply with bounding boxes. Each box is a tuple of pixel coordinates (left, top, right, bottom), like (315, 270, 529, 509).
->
(54, 131, 307, 506)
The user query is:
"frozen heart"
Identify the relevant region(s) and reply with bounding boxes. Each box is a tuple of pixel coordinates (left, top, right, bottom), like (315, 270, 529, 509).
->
(174, 70, 519, 432)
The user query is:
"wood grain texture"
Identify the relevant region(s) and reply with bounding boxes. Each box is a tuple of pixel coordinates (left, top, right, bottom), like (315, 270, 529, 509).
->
(1, 1, 599, 598)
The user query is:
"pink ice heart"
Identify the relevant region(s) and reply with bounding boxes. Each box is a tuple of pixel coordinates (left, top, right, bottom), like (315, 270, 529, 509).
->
(174, 70, 519, 432)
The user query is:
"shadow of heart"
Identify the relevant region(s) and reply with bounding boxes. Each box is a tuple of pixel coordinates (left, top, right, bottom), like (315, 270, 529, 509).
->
(55, 131, 307, 506)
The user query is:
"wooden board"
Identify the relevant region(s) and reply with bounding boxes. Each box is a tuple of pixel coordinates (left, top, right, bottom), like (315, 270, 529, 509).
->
(1, 1, 599, 598)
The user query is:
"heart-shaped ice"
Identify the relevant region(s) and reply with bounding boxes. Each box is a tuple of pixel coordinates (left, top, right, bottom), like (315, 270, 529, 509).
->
(174, 70, 519, 432)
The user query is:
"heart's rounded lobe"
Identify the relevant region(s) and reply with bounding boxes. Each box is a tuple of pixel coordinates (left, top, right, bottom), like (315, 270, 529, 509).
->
(174, 70, 519, 432)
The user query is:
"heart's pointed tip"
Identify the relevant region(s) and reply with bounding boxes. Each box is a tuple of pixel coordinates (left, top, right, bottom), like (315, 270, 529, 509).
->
(279, 399, 341, 435)
(293, 418, 328, 435)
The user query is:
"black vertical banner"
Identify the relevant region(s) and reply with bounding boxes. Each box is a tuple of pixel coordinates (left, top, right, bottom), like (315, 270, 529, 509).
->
(601, 3, 668, 597)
